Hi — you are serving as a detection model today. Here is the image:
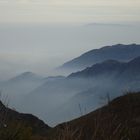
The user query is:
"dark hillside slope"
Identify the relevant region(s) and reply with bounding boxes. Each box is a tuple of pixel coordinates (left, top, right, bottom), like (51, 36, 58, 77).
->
(50, 92, 140, 140)
(0, 101, 50, 136)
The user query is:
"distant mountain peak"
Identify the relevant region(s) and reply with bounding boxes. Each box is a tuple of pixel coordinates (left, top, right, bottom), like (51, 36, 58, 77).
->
(101, 44, 138, 50)
(86, 23, 128, 27)
(129, 56, 140, 64)
(68, 56, 140, 79)
(59, 44, 140, 73)
(9, 71, 43, 82)
(20, 71, 35, 76)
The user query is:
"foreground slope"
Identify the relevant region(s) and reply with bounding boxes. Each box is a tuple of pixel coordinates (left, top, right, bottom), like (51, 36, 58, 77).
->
(0, 100, 50, 138)
(1, 92, 140, 140)
(49, 92, 140, 140)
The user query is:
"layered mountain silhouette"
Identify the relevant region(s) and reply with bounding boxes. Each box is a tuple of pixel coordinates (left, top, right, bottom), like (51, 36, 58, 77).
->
(0, 72, 64, 112)
(60, 44, 140, 72)
(0, 72, 46, 110)
(69, 56, 140, 81)
(8, 72, 43, 82)
(0, 72, 44, 95)
(23, 56, 140, 125)
(1, 44, 140, 127)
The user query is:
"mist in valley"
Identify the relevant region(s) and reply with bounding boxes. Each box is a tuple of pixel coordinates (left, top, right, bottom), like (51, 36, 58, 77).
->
(0, 24, 140, 126)
(1, 56, 140, 126)
(0, 23, 140, 79)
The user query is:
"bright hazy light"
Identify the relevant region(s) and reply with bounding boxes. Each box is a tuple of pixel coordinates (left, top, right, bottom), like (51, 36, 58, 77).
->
(0, 0, 140, 24)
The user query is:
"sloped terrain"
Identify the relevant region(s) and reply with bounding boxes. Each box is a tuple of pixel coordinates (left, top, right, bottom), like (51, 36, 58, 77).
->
(49, 92, 140, 140)
(24, 57, 140, 125)
(1, 92, 140, 140)
(0, 101, 50, 139)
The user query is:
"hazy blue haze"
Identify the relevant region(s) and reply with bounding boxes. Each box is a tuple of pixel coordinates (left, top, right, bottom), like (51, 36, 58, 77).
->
(0, 24, 140, 79)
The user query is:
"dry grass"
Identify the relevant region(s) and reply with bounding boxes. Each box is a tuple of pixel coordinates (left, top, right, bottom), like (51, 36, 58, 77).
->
(0, 98, 33, 140)
(48, 92, 140, 140)
(0, 92, 140, 140)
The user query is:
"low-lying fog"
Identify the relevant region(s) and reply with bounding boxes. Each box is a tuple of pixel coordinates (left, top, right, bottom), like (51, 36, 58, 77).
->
(1, 72, 140, 126)
(0, 23, 140, 80)
(0, 23, 140, 126)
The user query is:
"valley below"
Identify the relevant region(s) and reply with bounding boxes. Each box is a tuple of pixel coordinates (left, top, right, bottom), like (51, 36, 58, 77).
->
(0, 44, 140, 140)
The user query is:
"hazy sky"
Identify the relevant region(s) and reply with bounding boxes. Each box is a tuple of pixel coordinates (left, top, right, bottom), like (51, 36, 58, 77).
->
(0, 0, 140, 24)
(0, 0, 140, 80)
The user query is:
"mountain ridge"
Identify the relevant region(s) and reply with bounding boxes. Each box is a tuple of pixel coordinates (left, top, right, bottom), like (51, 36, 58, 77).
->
(22, 56, 140, 125)
(8, 71, 43, 82)
(60, 44, 140, 73)
(68, 56, 140, 79)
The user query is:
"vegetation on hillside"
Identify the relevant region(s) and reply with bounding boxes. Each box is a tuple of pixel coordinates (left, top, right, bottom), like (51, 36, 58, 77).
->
(0, 92, 140, 140)
(48, 92, 140, 140)
(0, 99, 49, 140)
